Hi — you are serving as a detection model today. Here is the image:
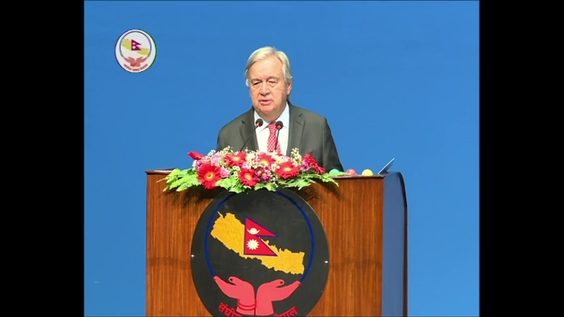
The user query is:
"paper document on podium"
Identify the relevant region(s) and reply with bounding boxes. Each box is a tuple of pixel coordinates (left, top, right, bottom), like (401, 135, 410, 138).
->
(153, 167, 176, 172)
(377, 158, 395, 175)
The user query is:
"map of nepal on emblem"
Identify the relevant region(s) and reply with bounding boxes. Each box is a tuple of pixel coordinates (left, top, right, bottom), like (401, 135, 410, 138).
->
(211, 213, 303, 317)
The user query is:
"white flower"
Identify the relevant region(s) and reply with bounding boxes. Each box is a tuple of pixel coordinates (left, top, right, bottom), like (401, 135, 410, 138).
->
(291, 148, 302, 160)
(220, 146, 232, 154)
(246, 153, 255, 162)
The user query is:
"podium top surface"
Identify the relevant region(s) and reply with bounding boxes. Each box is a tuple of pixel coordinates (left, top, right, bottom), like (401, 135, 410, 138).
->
(145, 169, 386, 179)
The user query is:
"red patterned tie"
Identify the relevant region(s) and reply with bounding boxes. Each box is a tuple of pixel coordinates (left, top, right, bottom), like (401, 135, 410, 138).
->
(267, 122, 281, 153)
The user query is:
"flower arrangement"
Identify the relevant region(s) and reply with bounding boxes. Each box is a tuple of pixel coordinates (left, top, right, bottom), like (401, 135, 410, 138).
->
(161, 147, 346, 193)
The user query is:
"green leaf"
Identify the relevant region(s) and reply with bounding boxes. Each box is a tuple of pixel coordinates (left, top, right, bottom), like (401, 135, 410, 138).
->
(184, 177, 201, 187)
(157, 176, 169, 183)
(168, 168, 183, 177)
(265, 182, 278, 192)
(228, 186, 245, 194)
(185, 168, 197, 176)
(217, 178, 234, 189)
(159, 168, 201, 192)
(169, 178, 186, 188)
(254, 183, 267, 190)
(176, 182, 192, 191)
(280, 178, 311, 189)
(324, 171, 347, 177)
(226, 181, 244, 193)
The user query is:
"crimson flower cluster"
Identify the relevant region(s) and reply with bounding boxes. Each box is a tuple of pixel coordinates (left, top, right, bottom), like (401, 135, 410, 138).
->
(189, 147, 325, 190)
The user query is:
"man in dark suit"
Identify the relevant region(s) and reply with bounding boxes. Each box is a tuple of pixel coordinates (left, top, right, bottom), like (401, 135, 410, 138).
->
(216, 46, 344, 172)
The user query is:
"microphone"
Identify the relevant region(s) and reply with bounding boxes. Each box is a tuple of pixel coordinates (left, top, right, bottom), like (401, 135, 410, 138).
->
(240, 118, 264, 152)
(274, 121, 283, 153)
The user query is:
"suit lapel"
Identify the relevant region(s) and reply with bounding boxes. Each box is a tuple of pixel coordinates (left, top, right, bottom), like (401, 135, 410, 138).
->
(239, 109, 259, 151)
(287, 105, 305, 156)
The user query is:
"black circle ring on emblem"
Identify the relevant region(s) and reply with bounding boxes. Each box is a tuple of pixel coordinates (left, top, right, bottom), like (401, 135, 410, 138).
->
(203, 191, 316, 283)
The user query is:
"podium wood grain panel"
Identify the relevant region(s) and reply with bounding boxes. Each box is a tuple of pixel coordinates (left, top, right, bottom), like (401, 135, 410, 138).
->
(303, 178, 384, 316)
(146, 171, 407, 317)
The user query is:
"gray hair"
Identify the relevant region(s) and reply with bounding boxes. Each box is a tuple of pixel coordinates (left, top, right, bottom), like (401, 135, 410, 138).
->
(245, 46, 293, 87)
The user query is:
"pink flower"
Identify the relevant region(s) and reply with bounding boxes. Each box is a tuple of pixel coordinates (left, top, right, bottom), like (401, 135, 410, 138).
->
(220, 167, 230, 178)
(255, 167, 273, 182)
(210, 154, 223, 166)
(195, 160, 204, 170)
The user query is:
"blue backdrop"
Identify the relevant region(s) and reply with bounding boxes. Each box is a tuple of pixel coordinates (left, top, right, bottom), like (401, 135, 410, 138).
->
(85, 1, 479, 316)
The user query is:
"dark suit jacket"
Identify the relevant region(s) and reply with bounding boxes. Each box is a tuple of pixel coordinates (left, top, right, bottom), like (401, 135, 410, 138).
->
(216, 103, 344, 171)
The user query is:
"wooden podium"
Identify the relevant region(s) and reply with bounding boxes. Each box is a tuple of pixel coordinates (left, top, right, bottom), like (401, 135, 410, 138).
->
(146, 170, 408, 317)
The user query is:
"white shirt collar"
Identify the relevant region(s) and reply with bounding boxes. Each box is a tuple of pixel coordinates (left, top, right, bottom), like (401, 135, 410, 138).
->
(254, 102, 289, 129)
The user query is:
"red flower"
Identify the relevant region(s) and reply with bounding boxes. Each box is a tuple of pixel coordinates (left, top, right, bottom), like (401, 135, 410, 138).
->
(276, 161, 300, 179)
(239, 168, 259, 187)
(225, 152, 247, 167)
(197, 163, 222, 190)
(257, 152, 276, 167)
(188, 151, 205, 160)
(304, 154, 325, 174)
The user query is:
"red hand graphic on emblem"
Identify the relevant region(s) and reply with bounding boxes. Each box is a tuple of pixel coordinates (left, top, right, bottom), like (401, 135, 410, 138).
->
(255, 279, 301, 316)
(214, 276, 256, 315)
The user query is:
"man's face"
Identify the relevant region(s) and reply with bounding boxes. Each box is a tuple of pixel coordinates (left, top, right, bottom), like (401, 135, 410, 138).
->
(248, 55, 293, 122)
